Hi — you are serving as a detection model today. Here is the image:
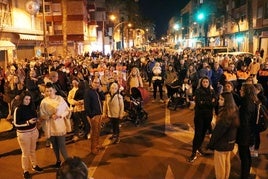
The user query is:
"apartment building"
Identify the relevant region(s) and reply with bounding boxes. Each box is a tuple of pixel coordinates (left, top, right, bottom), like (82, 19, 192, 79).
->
(168, 0, 268, 57)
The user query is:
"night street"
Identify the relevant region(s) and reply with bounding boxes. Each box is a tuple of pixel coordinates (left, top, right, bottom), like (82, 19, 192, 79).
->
(0, 94, 267, 179)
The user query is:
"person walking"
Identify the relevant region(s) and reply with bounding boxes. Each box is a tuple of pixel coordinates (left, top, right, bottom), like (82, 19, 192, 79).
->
(188, 76, 216, 162)
(13, 91, 43, 179)
(236, 83, 259, 179)
(151, 62, 165, 103)
(207, 92, 239, 179)
(39, 82, 71, 168)
(103, 82, 124, 144)
(84, 77, 105, 155)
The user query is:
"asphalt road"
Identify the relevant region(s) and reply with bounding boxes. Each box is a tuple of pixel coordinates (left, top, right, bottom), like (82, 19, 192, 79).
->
(0, 93, 267, 179)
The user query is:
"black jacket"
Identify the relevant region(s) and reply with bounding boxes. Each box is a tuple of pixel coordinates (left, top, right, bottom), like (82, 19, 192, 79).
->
(208, 117, 238, 151)
(236, 98, 257, 146)
(84, 87, 105, 118)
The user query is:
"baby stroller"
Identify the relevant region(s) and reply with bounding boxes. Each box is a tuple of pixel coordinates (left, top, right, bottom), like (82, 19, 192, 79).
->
(122, 87, 148, 126)
(167, 80, 189, 110)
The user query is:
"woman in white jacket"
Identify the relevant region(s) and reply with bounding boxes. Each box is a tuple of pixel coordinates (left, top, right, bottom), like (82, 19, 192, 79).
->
(103, 82, 124, 144)
(39, 82, 70, 168)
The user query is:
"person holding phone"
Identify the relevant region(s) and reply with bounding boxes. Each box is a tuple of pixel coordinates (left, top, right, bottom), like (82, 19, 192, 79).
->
(14, 91, 43, 179)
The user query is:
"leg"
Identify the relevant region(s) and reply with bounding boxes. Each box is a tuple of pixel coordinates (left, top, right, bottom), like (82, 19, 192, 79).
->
(17, 132, 31, 172)
(50, 136, 61, 162)
(238, 145, 251, 179)
(57, 136, 69, 160)
(29, 128, 39, 167)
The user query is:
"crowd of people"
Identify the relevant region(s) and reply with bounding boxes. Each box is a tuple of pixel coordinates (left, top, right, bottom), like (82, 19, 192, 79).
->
(0, 47, 268, 178)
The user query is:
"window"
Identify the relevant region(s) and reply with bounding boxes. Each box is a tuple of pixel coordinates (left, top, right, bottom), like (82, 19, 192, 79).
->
(52, 3, 61, 15)
(54, 22, 62, 35)
(264, 2, 268, 19)
(0, 0, 11, 26)
(257, 7, 263, 19)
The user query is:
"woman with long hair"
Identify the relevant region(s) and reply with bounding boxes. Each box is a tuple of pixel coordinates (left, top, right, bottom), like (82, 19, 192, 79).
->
(237, 83, 259, 178)
(14, 91, 43, 179)
(188, 76, 217, 162)
(207, 92, 239, 179)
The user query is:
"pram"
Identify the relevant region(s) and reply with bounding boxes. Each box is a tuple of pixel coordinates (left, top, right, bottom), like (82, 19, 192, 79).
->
(122, 87, 148, 126)
(167, 80, 191, 110)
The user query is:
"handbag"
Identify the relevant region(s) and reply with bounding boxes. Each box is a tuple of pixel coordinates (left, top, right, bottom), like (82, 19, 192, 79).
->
(256, 103, 268, 132)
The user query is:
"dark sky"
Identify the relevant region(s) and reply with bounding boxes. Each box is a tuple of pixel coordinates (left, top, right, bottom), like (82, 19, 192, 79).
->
(138, 0, 189, 39)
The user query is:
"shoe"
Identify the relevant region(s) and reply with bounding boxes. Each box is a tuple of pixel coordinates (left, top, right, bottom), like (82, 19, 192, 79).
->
(152, 99, 156, 103)
(52, 161, 61, 168)
(251, 150, 259, 158)
(160, 99, 165, 103)
(45, 139, 50, 147)
(197, 149, 205, 156)
(87, 134, 91, 139)
(113, 137, 120, 144)
(97, 145, 105, 150)
(32, 165, 43, 173)
(72, 135, 79, 142)
(109, 135, 116, 140)
(188, 153, 197, 163)
(23, 171, 31, 179)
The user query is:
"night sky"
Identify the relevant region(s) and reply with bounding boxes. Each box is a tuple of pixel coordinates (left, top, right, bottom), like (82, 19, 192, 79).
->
(138, 0, 189, 39)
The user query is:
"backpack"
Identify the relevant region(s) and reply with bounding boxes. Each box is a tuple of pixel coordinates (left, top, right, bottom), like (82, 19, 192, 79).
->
(256, 103, 268, 132)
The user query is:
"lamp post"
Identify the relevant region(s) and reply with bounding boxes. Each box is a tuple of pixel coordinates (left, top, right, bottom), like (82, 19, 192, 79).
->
(42, 0, 48, 59)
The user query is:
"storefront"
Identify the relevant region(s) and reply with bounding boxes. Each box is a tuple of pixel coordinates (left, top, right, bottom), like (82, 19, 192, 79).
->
(0, 40, 16, 69)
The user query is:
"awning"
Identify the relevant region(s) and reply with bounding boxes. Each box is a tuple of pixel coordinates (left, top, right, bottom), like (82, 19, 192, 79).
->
(0, 40, 16, 50)
(19, 34, 43, 41)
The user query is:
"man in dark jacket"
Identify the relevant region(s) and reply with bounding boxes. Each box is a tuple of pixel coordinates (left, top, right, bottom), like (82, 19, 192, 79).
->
(84, 77, 105, 155)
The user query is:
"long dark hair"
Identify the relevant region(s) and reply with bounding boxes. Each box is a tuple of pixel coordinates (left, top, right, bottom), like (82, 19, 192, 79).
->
(218, 92, 239, 127)
(18, 90, 36, 110)
(241, 83, 259, 104)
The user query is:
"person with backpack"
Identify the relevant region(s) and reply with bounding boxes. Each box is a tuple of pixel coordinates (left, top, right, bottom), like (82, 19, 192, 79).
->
(102, 82, 124, 144)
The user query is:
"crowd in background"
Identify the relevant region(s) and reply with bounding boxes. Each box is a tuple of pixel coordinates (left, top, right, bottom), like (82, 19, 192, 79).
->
(0, 47, 268, 178)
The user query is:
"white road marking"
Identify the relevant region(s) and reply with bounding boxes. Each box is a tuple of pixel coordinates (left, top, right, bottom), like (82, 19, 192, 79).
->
(165, 107, 194, 144)
(88, 135, 111, 179)
(165, 165, 175, 179)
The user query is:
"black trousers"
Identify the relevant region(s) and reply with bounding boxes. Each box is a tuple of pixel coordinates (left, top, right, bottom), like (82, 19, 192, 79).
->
(238, 145, 251, 179)
(110, 117, 120, 136)
(192, 111, 213, 154)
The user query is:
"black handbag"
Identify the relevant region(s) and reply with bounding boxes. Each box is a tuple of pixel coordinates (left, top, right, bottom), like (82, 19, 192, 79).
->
(256, 103, 268, 132)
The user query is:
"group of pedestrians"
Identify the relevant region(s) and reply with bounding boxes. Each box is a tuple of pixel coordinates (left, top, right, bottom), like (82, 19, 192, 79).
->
(187, 67, 267, 179)
(1, 47, 268, 179)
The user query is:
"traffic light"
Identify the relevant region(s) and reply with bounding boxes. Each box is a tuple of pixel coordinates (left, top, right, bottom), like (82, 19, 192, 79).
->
(236, 33, 244, 43)
(197, 12, 205, 21)
(195, 10, 206, 23)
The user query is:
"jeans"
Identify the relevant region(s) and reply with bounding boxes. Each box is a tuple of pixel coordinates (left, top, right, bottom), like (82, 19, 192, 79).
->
(17, 128, 39, 172)
(50, 136, 68, 162)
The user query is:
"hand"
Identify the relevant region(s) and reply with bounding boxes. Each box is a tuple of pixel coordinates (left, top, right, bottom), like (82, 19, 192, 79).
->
(28, 118, 37, 124)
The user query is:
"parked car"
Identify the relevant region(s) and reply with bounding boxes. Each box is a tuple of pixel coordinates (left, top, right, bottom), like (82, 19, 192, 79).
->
(217, 52, 254, 58)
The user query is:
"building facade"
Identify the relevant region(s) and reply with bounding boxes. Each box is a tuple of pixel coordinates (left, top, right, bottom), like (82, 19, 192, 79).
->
(168, 0, 268, 58)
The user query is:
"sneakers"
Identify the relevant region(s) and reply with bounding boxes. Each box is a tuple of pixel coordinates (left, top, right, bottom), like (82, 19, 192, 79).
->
(197, 149, 206, 156)
(45, 139, 50, 147)
(251, 150, 259, 158)
(32, 165, 43, 173)
(23, 171, 31, 179)
(188, 153, 197, 163)
(112, 137, 120, 144)
(52, 161, 61, 169)
(109, 135, 116, 140)
(72, 135, 79, 142)
(160, 99, 165, 103)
